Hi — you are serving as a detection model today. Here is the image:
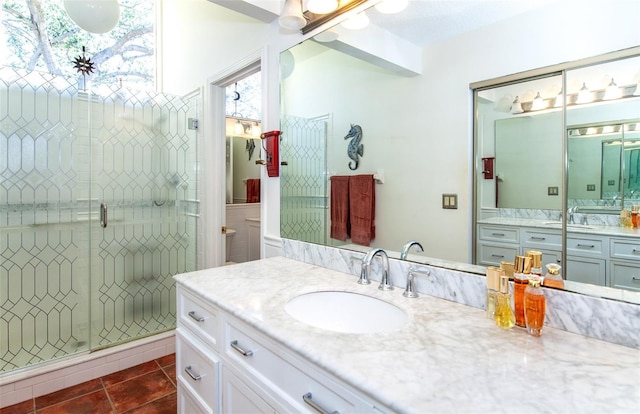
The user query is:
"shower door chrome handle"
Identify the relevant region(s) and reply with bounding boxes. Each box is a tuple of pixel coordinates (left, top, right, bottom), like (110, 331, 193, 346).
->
(100, 203, 108, 228)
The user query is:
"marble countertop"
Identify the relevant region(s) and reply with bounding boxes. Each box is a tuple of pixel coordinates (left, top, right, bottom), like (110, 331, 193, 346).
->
(175, 257, 640, 413)
(478, 216, 640, 238)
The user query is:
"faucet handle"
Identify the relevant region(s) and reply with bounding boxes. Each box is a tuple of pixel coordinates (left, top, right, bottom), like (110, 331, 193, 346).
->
(403, 266, 430, 298)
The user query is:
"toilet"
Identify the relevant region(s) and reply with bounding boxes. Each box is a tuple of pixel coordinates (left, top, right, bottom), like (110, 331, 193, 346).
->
(225, 228, 236, 264)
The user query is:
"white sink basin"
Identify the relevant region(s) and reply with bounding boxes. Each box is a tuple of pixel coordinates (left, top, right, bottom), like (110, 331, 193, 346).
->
(284, 291, 408, 334)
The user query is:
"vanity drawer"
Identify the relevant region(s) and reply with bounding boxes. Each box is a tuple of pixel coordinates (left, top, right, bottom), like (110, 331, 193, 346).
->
(224, 319, 367, 413)
(176, 330, 220, 414)
(567, 236, 605, 257)
(177, 287, 221, 349)
(610, 238, 640, 261)
(522, 229, 561, 249)
(610, 260, 640, 291)
(478, 225, 519, 243)
(477, 243, 518, 266)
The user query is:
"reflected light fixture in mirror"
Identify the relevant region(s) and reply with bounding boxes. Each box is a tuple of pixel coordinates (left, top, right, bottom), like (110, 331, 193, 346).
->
(280, 0, 306, 30)
(604, 78, 622, 100)
(510, 96, 524, 114)
(375, 0, 408, 14)
(554, 89, 564, 107)
(531, 92, 545, 111)
(342, 10, 369, 29)
(307, 0, 338, 14)
(63, 0, 120, 34)
(576, 82, 594, 104)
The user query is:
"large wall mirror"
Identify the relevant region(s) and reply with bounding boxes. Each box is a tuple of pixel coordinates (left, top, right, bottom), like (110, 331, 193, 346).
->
(279, 0, 640, 304)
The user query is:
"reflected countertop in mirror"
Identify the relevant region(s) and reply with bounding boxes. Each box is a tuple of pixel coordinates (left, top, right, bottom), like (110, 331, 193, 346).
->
(478, 216, 640, 239)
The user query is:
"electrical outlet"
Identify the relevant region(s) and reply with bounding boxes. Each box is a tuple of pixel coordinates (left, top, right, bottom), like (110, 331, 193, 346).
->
(548, 186, 559, 196)
(442, 194, 458, 209)
(587, 184, 596, 191)
(608, 180, 615, 186)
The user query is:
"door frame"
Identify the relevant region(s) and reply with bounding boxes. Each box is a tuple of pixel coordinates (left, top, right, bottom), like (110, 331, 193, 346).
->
(201, 49, 265, 269)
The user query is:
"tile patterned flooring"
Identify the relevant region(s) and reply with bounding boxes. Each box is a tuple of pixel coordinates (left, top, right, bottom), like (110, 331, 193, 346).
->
(1, 355, 177, 414)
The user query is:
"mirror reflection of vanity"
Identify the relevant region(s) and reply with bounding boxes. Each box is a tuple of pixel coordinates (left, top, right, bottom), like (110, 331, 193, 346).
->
(278, 0, 640, 303)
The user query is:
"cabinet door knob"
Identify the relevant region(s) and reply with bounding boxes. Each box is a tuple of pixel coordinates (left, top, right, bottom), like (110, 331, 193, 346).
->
(303, 392, 339, 414)
(230, 340, 253, 357)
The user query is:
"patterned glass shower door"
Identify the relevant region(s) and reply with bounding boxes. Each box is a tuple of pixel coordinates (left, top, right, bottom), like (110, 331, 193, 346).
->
(280, 115, 328, 244)
(0, 68, 199, 373)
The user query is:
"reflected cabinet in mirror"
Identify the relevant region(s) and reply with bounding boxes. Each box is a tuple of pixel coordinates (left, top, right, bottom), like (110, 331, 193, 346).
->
(278, 0, 640, 304)
(475, 53, 640, 297)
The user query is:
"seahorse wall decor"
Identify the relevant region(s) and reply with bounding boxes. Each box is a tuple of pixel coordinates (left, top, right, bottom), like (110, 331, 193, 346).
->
(344, 124, 363, 170)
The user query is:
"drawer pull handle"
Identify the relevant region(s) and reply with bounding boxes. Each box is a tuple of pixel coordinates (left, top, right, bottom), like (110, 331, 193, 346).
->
(576, 244, 595, 249)
(530, 237, 546, 241)
(632, 277, 640, 281)
(230, 340, 253, 357)
(184, 366, 202, 381)
(491, 232, 505, 237)
(303, 392, 339, 414)
(491, 254, 504, 258)
(188, 311, 205, 322)
(633, 249, 640, 254)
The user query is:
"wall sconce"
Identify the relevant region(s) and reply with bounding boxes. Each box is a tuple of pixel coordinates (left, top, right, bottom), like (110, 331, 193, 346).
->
(63, 0, 120, 34)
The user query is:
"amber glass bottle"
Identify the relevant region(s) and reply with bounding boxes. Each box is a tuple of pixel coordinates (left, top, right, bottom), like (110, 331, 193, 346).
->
(513, 255, 531, 327)
(542, 263, 564, 289)
(524, 278, 546, 337)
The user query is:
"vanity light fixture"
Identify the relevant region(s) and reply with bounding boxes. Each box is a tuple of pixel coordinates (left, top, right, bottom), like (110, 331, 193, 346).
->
(603, 78, 622, 100)
(375, 0, 409, 14)
(341, 10, 369, 29)
(251, 121, 261, 137)
(307, 0, 338, 14)
(553, 89, 564, 108)
(576, 82, 594, 104)
(531, 92, 545, 111)
(279, 0, 306, 30)
(234, 119, 245, 135)
(510, 96, 524, 114)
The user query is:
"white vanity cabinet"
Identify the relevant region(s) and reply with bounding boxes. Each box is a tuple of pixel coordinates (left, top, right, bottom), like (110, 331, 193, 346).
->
(477, 223, 637, 288)
(176, 285, 386, 414)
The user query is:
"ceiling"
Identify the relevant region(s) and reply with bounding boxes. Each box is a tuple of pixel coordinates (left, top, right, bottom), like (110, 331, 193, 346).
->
(367, 0, 557, 47)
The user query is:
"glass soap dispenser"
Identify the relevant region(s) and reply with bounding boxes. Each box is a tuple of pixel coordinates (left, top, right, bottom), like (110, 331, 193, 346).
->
(494, 274, 515, 329)
(524, 278, 546, 337)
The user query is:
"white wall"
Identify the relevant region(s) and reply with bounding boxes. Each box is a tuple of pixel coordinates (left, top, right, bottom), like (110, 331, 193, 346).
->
(158, 0, 640, 264)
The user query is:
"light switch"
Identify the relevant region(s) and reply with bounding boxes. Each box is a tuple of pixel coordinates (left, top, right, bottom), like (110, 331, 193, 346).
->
(442, 194, 458, 209)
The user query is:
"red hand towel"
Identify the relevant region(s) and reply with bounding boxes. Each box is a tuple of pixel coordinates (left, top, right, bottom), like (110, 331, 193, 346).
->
(330, 176, 350, 241)
(246, 178, 260, 203)
(349, 174, 375, 246)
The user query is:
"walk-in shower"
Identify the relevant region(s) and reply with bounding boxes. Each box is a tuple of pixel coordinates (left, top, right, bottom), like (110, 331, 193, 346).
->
(0, 68, 199, 373)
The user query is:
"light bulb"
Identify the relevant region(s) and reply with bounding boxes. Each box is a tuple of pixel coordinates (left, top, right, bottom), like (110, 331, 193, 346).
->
(531, 92, 545, 111)
(375, 0, 408, 14)
(603, 78, 622, 100)
(64, 0, 120, 34)
(342, 11, 369, 30)
(510, 96, 523, 114)
(576, 82, 593, 104)
(307, 0, 338, 14)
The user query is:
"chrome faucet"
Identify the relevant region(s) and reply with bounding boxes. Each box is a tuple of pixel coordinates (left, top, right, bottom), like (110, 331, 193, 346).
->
(400, 240, 424, 260)
(567, 206, 578, 224)
(359, 248, 393, 290)
(403, 266, 430, 298)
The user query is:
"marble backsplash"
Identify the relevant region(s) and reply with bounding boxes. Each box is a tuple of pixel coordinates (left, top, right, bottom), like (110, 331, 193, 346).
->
(282, 238, 640, 349)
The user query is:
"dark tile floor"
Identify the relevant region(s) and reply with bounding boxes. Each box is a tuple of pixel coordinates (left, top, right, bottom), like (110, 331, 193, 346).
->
(1, 354, 177, 414)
